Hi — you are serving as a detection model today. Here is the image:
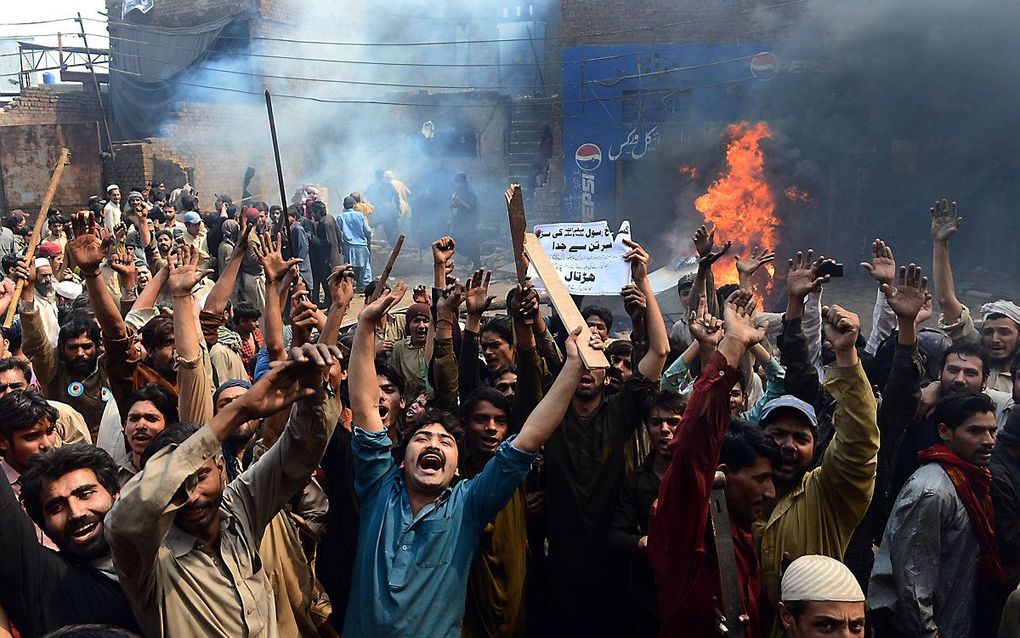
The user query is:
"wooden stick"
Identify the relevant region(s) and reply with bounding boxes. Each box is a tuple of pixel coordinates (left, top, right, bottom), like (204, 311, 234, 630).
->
(3, 148, 71, 329)
(264, 90, 292, 250)
(504, 183, 529, 285)
(523, 232, 608, 370)
(369, 234, 405, 302)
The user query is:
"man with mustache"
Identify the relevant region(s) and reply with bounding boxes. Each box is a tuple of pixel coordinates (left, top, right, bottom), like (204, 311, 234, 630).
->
(929, 199, 1018, 393)
(541, 239, 669, 637)
(104, 343, 341, 638)
(344, 282, 587, 637)
(648, 289, 781, 638)
(17, 254, 111, 430)
(756, 298, 879, 635)
(869, 392, 1002, 637)
(1, 442, 141, 636)
(390, 303, 433, 402)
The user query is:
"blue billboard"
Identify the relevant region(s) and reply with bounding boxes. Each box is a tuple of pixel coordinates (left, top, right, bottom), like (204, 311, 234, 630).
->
(561, 42, 778, 221)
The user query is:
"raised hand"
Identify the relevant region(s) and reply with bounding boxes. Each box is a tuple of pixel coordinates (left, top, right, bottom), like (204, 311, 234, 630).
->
(821, 304, 861, 355)
(432, 236, 457, 266)
(235, 344, 342, 420)
(786, 250, 834, 301)
(859, 239, 896, 285)
(689, 293, 724, 348)
(623, 238, 650, 282)
(11, 256, 36, 286)
(700, 239, 732, 268)
(692, 223, 716, 257)
(464, 269, 495, 317)
(510, 280, 540, 324)
(721, 289, 765, 347)
(621, 283, 647, 322)
(735, 247, 775, 276)
(412, 285, 431, 305)
(437, 279, 465, 319)
(881, 263, 931, 321)
(168, 243, 212, 297)
(108, 251, 136, 279)
(254, 231, 302, 283)
(359, 281, 407, 324)
(67, 211, 108, 275)
(328, 264, 355, 308)
(930, 199, 960, 243)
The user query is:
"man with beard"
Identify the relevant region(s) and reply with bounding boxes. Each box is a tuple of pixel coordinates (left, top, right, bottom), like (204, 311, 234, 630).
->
(105, 343, 341, 638)
(648, 290, 781, 638)
(608, 390, 686, 636)
(30, 257, 60, 347)
(869, 392, 1003, 637)
(756, 302, 879, 635)
(930, 199, 1019, 393)
(103, 185, 122, 233)
(19, 250, 111, 430)
(1, 443, 141, 635)
(542, 239, 668, 637)
(344, 282, 586, 637)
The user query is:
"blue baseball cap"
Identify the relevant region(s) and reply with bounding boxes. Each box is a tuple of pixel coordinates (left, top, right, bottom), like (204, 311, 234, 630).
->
(759, 395, 818, 429)
(182, 211, 202, 225)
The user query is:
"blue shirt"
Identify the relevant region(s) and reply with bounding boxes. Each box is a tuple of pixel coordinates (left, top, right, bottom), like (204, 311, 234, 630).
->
(335, 209, 372, 246)
(344, 427, 536, 638)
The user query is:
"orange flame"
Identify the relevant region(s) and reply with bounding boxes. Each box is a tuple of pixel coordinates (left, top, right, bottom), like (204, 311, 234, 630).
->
(785, 186, 815, 206)
(694, 121, 780, 289)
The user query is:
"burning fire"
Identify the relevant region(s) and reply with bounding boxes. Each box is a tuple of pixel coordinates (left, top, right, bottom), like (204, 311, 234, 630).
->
(694, 121, 780, 288)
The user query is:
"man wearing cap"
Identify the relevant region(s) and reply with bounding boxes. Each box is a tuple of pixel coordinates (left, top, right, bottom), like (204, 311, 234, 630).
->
(103, 185, 122, 233)
(779, 555, 865, 637)
(181, 211, 211, 271)
(756, 305, 879, 635)
(27, 256, 60, 347)
(390, 303, 432, 402)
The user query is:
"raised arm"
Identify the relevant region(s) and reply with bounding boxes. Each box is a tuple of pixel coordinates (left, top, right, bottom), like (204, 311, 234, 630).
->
(168, 245, 214, 424)
(320, 264, 354, 347)
(204, 215, 250, 316)
(512, 327, 586, 453)
(781, 250, 833, 403)
(351, 283, 408, 432)
(625, 239, 668, 380)
(254, 231, 302, 361)
(691, 224, 730, 319)
(736, 247, 775, 293)
(68, 213, 127, 339)
(930, 199, 963, 325)
(431, 280, 464, 413)
(432, 236, 456, 288)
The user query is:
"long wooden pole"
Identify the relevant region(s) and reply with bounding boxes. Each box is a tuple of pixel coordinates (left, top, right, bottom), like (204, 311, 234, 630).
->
(369, 234, 405, 302)
(4, 148, 71, 328)
(504, 183, 529, 285)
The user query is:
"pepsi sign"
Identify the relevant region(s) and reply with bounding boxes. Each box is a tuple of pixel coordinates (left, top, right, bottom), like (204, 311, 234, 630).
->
(575, 143, 602, 171)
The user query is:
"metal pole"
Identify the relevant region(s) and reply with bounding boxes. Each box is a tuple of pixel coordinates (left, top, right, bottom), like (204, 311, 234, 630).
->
(265, 90, 292, 248)
(76, 12, 115, 162)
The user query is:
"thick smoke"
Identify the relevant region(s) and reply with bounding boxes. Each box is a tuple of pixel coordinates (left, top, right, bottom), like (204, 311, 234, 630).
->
(643, 0, 1020, 283)
(158, 0, 528, 226)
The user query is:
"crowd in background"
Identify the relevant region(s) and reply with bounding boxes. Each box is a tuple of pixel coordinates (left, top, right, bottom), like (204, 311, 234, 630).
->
(0, 179, 1017, 638)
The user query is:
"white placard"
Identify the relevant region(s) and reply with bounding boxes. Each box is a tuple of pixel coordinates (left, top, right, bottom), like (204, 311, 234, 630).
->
(528, 220, 633, 295)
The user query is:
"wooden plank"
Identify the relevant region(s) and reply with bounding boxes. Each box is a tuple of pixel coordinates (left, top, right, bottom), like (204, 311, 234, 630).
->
(523, 232, 608, 370)
(369, 234, 405, 301)
(3, 147, 71, 328)
(504, 183, 529, 284)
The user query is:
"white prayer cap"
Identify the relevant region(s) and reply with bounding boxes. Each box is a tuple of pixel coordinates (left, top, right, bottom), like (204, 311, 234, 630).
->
(56, 280, 83, 300)
(981, 300, 1020, 326)
(781, 555, 864, 603)
(107, 184, 120, 192)
(34, 257, 51, 269)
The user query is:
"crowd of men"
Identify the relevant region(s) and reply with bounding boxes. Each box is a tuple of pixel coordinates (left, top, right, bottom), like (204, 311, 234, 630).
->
(0, 178, 1017, 638)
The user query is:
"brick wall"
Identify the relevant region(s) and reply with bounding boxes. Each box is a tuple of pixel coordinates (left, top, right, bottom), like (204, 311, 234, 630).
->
(105, 0, 253, 28)
(0, 87, 107, 127)
(106, 141, 190, 197)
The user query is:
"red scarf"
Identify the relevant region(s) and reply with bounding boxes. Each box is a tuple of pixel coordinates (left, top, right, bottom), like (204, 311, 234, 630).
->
(917, 443, 1006, 584)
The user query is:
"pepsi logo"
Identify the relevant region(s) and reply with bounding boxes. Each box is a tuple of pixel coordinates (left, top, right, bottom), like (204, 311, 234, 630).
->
(575, 143, 602, 171)
(751, 52, 779, 81)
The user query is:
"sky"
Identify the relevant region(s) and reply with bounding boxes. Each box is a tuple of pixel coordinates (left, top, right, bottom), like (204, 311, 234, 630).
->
(0, 0, 109, 88)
